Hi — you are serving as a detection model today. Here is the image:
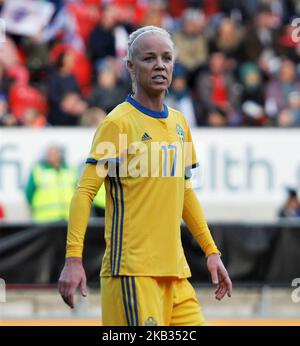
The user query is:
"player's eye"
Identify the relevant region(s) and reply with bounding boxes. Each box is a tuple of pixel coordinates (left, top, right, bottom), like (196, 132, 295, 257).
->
(144, 56, 154, 61)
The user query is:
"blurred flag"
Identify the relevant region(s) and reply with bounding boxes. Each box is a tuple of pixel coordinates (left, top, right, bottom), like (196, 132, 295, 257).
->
(1, 0, 54, 36)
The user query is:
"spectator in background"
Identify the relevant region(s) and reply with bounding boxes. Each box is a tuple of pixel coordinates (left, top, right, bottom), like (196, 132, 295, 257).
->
(22, 107, 47, 128)
(87, 4, 118, 66)
(88, 58, 129, 114)
(261, 0, 294, 25)
(206, 107, 228, 127)
(166, 64, 198, 128)
(49, 45, 92, 96)
(0, 93, 18, 126)
(48, 51, 87, 126)
(240, 62, 264, 107)
(7, 64, 48, 124)
(244, 5, 280, 63)
(278, 188, 300, 218)
(172, 8, 208, 84)
(241, 101, 268, 126)
(141, 0, 174, 30)
(80, 107, 106, 128)
(239, 62, 267, 125)
(277, 108, 294, 127)
(218, 0, 260, 20)
(265, 58, 300, 121)
(276, 91, 300, 127)
(195, 51, 240, 125)
(20, 36, 50, 83)
(87, 2, 131, 80)
(25, 145, 77, 223)
(209, 18, 245, 70)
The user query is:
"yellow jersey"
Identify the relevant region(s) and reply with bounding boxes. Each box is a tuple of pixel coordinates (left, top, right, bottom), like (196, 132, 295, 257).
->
(86, 95, 199, 278)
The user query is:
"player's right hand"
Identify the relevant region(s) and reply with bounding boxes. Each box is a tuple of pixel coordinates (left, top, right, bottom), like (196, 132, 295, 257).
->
(207, 253, 232, 301)
(58, 257, 87, 309)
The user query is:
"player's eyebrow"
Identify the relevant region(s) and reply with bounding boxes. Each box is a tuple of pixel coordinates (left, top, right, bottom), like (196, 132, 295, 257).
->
(142, 50, 172, 56)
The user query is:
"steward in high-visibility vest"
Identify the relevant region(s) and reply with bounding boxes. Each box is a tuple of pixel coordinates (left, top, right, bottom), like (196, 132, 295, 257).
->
(26, 157, 76, 223)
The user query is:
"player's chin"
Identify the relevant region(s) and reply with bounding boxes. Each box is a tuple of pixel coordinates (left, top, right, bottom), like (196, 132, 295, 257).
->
(150, 84, 169, 94)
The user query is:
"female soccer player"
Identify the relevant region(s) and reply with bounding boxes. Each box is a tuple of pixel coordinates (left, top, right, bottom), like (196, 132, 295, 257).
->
(58, 26, 232, 326)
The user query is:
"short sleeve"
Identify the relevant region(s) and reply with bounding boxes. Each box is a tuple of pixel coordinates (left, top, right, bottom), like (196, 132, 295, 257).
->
(86, 120, 121, 165)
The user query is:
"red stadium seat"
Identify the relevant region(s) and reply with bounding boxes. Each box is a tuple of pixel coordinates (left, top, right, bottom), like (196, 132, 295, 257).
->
(67, 2, 101, 45)
(7, 64, 30, 85)
(9, 84, 47, 119)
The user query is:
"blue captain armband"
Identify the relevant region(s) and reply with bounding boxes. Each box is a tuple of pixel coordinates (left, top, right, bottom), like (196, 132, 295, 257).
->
(86, 157, 120, 165)
(86, 157, 120, 178)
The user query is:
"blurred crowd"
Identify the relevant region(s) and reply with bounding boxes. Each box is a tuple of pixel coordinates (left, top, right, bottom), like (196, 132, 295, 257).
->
(0, 0, 300, 128)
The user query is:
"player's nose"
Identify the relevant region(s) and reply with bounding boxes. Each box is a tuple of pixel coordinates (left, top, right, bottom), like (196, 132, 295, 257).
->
(154, 57, 165, 70)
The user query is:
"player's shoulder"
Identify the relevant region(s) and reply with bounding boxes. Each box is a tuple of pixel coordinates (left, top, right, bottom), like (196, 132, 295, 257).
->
(100, 102, 132, 128)
(167, 105, 189, 128)
(105, 102, 132, 122)
(168, 105, 185, 120)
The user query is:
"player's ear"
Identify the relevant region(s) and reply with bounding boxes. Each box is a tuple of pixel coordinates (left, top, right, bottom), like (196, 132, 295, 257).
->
(126, 60, 134, 74)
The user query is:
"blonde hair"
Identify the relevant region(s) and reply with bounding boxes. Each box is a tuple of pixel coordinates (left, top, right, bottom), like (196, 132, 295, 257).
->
(124, 25, 175, 62)
(124, 26, 175, 93)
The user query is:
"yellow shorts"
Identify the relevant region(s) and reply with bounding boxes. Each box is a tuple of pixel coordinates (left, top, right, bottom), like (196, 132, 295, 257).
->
(100, 276, 206, 326)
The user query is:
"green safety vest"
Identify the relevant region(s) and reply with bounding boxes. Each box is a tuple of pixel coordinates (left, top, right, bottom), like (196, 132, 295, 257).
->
(31, 165, 76, 222)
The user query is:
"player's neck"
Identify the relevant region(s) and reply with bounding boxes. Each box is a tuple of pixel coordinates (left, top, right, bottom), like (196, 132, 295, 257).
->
(133, 90, 165, 112)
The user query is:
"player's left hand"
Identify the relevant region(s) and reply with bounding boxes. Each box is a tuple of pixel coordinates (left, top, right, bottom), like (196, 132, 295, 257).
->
(207, 253, 232, 301)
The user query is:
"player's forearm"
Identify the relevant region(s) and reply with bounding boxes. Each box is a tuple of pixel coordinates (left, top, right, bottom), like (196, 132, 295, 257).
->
(66, 164, 104, 258)
(183, 187, 220, 256)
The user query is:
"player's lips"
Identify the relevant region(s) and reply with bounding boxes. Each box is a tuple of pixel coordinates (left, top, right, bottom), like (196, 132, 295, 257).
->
(152, 75, 167, 81)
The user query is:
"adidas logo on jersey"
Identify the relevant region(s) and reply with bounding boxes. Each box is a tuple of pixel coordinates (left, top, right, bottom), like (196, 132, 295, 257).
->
(141, 132, 152, 141)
